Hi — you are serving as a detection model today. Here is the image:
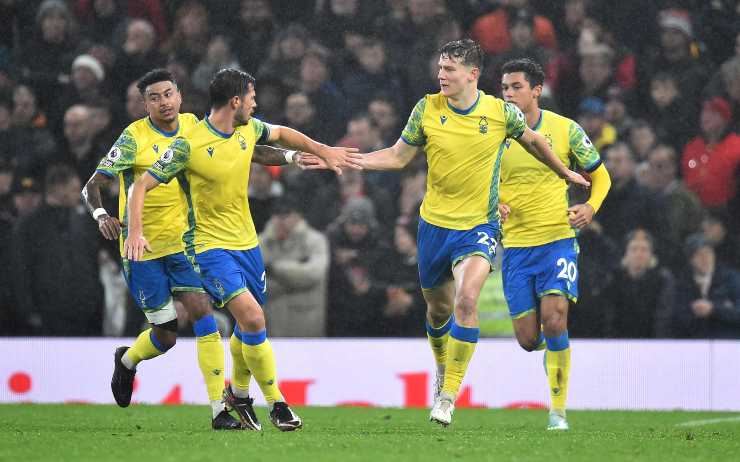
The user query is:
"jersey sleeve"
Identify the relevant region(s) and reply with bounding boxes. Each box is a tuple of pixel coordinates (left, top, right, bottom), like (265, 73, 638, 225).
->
(400, 98, 427, 146)
(503, 102, 527, 139)
(251, 118, 271, 144)
(568, 121, 602, 172)
(148, 137, 191, 183)
(96, 129, 137, 177)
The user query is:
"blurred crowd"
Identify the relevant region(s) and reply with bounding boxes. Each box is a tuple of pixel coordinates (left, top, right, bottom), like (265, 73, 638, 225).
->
(0, 0, 738, 339)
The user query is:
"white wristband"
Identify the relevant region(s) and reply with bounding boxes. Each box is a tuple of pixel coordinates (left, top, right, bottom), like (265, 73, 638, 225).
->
(92, 208, 108, 220)
(284, 150, 297, 164)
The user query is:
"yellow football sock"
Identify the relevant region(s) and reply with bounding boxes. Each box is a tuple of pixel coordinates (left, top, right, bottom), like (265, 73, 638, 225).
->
(426, 315, 453, 366)
(545, 331, 571, 413)
(240, 330, 283, 404)
(196, 332, 225, 402)
(125, 328, 166, 367)
(442, 323, 479, 397)
(546, 348, 571, 412)
(229, 331, 252, 394)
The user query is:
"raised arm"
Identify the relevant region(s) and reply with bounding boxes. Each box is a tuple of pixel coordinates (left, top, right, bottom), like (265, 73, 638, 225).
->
(123, 172, 160, 261)
(251, 144, 304, 166)
(81, 171, 121, 240)
(265, 124, 361, 174)
(515, 127, 590, 187)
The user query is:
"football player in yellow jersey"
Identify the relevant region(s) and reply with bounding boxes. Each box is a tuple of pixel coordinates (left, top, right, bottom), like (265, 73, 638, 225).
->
(499, 58, 612, 430)
(303, 39, 589, 426)
(124, 68, 360, 431)
(82, 69, 246, 430)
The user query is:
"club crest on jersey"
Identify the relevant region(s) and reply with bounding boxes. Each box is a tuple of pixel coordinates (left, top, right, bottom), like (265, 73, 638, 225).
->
(207, 146, 215, 157)
(237, 134, 247, 150)
(479, 116, 488, 134)
(440, 115, 447, 125)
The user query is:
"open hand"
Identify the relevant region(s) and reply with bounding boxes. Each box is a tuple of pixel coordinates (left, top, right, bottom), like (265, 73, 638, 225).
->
(498, 203, 511, 223)
(97, 214, 122, 240)
(567, 203, 595, 229)
(564, 170, 590, 187)
(123, 234, 152, 261)
(315, 145, 363, 175)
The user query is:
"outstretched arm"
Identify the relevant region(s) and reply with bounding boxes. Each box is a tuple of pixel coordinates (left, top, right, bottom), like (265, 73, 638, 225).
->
(266, 124, 362, 174)
(300, 138, 419, 171)
(123, 173, 161, 261)
(251, 144, 306, 166)
(515, 127, 590, 187)
(81, 171, 121, 240)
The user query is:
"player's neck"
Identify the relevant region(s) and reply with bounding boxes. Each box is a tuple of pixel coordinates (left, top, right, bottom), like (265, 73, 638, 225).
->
(150, 116, 178, 133)
(525, 106, 541, 129)
(447, 88, 479, 111)
(207, 110, 236, 136)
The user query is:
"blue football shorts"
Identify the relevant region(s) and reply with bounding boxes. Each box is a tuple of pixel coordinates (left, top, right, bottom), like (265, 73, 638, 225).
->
(417, 217, 500, 289)
(501, 237, 580, 319)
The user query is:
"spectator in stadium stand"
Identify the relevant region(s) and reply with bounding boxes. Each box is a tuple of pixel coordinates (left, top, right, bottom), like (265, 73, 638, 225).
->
(299, 47, 347, 144)
(248, 163, 282, 234)
(260, 199, 330, 337)
(628, 120, 658, 163)
(373, 214, 426, 337)
(637, 9, 711, 117)
(282, 92, 325, 144)
(367, 94, 403, 147)
(59, 105, 101, 184)
(643, 144, 704, 271)
(51, 54, 107, 136)
(15, 0, 79, 111)
(191, 35, 242, 93)
(10, 174, 43, 221)
(232, 0, 276, 72)
(75, 0, 127, 47)
(598, 142, 663, 252)
(488, 8, 553, 83)
(646, 72, 697, 152)
(576, 98, 616, 151)
(341, 36, 405, 119)
(254, 80, 288, 125)
(111, 19, 165, 98)
(0, 166, 14, 335)
(602, 229, 675, 338)
(0, 99, 11, 167)
(700, 212, 740, 271)
(681, 97, 740, 217)
(11, 164, 103, 336)
(258, 23, 312, 93)
(469, 0, 557, 56)
(125, 80, 146, 121)
(673, 234, 740, 339)
(326, 197, 390, 336)
(6, 85, 57, 177)
(312, 0, 371, 53)
(568, 219, 620, 338)
(603, 85, 633, 139)
(0, 159, 12, 216)
(164, 1, 210, 72)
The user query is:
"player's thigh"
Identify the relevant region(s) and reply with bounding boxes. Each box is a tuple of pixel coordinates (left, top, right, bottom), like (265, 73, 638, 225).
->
(501, 246, 539, 321)
(449, 222, 500, 309)
(534, 238, 579, 306)
(164, 253, 212, 320)
(417, 218, 455, 291)
(122, 257, 177, 325)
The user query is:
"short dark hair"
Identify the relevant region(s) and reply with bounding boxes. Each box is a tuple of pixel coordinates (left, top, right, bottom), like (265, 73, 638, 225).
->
(501, 58, 545, 88)
(209, 68, 256, 109)
(438, 39, 484, 71)
(136, 69, 177, 95)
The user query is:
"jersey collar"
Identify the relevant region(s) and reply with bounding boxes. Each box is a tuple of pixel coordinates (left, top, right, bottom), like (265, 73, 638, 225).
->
(531, 109, 544, 131)
(147, 116, 179, 137)
(204, 114, 234, 139)
(447, 90, 481, 115)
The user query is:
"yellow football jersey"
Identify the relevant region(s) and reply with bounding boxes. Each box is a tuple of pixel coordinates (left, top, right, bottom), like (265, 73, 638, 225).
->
(148, 117, 270, 253)
(499, 110, 602, 248)
(96, 114, 199, 260)
(401, 90, 526, 230)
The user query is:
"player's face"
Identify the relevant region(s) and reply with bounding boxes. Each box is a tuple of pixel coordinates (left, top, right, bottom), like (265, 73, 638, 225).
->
(234, 84, 257, 125)
(144, 81, 181, 124)
(501, 72, 541, 111)
(438, 55, 477, 98)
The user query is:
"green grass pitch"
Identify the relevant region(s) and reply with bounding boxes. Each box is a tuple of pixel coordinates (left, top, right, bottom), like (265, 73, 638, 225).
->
(2, 405, 739, 462)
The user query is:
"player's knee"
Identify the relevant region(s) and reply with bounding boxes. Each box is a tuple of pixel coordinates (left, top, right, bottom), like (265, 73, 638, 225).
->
(542, 316, 566, 337)
(516, 337, 540, 352)
(454, 292, 478, 316)
(153, 323, 178, 350)
(177, 292, 213, 321)
(236, 309, 265, 332)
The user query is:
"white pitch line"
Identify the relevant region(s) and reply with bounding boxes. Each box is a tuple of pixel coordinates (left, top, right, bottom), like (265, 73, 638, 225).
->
(676, 416, 740, 427)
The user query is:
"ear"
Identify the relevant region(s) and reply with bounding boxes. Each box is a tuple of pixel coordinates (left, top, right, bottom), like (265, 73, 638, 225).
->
(469, 66, 480, 82)
(532, 84, 543, 99)
(230, 95, 240, 110)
